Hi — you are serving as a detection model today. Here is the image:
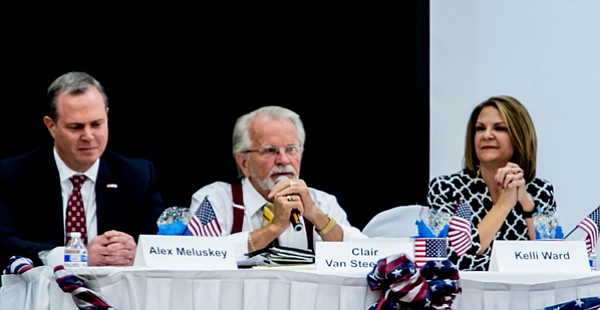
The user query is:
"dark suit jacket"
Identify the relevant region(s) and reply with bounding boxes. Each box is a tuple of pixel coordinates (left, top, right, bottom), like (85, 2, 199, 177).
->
(0, 145, 166, 266)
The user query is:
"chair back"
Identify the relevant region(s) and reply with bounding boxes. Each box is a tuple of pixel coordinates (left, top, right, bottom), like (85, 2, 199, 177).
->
(362, 205, 424, 238)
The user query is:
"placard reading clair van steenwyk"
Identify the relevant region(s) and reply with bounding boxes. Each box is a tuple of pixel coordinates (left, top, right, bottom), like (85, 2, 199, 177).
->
(315, 238, 414, 275)
(134, 235, 237, 270)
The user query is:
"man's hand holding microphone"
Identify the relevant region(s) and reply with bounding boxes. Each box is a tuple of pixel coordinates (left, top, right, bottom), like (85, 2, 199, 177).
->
(271, 176, 303, 231)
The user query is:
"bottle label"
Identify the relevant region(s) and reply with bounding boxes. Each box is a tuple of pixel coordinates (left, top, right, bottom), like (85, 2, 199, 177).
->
(64, 254, 87, 263)
(64, 253, 88, 267)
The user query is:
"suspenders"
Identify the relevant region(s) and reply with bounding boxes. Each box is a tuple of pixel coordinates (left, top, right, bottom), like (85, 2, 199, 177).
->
(231, 182, 245, 234)
(231, 182, 314, 250)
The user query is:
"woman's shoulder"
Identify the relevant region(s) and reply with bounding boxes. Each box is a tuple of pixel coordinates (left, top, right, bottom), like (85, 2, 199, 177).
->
(528, 177, 555, 190)
(530, 176, 553, 185)
(430, 170, 472, 183)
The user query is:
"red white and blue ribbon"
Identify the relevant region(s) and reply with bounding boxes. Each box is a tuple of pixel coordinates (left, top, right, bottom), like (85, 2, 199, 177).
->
(54, 265, 117, 310)
(3, 255, 34, 275)
(4, 256, 117, 309)
(366, 253, 461, 310)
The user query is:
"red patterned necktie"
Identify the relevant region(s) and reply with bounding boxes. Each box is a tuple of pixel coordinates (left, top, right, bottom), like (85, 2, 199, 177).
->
(65, 175, 88, 245)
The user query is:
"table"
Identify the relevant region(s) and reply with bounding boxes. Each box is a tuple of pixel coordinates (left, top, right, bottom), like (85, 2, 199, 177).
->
(455, 272, 600, 309)
(1, 266, 377, 310)
(2, 266, 600, 310)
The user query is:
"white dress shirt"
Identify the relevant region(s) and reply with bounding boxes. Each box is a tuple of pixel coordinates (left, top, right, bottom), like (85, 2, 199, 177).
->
(53, 148, 100, 243)
(189, 178, 367, 260)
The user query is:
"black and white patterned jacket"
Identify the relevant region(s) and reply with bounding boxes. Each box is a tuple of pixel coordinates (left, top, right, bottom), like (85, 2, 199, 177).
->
(427, 169, 557, 271)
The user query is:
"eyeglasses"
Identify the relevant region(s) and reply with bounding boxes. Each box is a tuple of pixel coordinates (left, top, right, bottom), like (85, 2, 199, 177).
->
(242, 145, 302, 157)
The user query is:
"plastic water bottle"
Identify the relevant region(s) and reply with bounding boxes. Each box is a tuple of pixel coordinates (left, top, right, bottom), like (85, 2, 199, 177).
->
(590, 251, 597, 271)
(64, 232, 88, 267)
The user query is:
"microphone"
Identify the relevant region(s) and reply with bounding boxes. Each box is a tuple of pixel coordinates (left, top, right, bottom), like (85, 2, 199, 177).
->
(275, 176, 303, 232)
(290, 208, 303, 232)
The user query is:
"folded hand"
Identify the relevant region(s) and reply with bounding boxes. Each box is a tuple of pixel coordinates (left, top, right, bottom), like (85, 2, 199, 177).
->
(87, 230, 136, 266)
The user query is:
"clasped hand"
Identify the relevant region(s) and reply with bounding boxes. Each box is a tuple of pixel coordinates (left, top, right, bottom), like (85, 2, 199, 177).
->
(267, 178, 317, 227)
(494, 162, 533, 211)
(87, 230, 136, 266)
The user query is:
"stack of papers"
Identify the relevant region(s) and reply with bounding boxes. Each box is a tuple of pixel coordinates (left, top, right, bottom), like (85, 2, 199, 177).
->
(238, 245, 315, 268)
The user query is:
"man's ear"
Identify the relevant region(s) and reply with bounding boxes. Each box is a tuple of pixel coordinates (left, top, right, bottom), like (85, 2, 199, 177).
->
(234, 153, 250, 178)
(43, 116, 57, 139)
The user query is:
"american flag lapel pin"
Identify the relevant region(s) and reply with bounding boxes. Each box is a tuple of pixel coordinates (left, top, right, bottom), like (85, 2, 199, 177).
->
(106, 184, 118, 189)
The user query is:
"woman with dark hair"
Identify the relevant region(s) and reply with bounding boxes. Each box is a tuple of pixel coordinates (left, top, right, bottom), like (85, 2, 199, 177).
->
(427, 95, 557, 271)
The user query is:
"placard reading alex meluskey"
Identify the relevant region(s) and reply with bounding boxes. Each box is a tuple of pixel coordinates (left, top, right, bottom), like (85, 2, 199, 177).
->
(134, 235, 237, 270)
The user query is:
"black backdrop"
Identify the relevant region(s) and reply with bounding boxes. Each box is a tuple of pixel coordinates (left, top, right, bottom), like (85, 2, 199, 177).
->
(1, 2, 429, 230)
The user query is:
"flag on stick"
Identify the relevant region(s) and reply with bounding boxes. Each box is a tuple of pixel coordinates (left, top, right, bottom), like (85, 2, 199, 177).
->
(448, 199, 472, 257)
(188, 197, 223, 237)
(577, 205, 600, 256)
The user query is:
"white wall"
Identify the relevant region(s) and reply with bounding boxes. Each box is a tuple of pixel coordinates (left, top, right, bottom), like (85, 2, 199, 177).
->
(430, 0, 600, 238)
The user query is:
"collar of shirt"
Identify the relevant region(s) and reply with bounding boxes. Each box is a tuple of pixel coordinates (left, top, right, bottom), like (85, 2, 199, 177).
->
(53, 147, 99, 184)
(241, 178, 271, 219)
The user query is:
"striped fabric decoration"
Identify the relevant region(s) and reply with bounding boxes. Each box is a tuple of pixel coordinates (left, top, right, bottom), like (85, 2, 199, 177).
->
(366, 253, 461, 310)
(2, 255, 34, 275)
(54, 265, 117, 310)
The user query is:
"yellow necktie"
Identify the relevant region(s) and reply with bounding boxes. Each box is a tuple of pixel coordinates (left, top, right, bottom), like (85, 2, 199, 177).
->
(262, 203, 274, 227)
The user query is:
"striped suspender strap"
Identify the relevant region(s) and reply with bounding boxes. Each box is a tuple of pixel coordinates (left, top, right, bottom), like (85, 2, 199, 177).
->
(231, 183, 244, 234)
(305, 217, 314, 251)
(230, 182, 314, 250)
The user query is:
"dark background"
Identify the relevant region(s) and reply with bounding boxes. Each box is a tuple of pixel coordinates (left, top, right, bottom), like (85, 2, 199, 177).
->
(0, 2, 429, 230)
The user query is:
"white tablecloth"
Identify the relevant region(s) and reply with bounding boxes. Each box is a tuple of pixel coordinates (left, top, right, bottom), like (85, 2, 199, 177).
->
(455, 272, 600, 310)
(1, 266, 377, 310)
(2, 267, 600, 310)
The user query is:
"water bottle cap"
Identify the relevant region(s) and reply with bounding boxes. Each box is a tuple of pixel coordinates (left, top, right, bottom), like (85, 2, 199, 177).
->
(70, 232, 81, 237)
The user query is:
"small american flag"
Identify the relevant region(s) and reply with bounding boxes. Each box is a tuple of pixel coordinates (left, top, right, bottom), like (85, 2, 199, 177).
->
(188, 197, 222, 237)
(577, 206, 600, 256)
(414, 237, 447, 268)
(448, 199, 472, 257)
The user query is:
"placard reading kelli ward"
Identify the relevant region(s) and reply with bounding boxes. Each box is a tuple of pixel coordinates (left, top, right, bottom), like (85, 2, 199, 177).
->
(489, 240, 590, 272)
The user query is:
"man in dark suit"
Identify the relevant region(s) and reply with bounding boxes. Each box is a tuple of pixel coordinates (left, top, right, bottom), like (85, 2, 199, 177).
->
(0, 71, 165, 267)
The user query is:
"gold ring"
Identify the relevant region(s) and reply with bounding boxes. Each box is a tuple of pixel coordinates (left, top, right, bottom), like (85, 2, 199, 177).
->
(287, 195, 293, 202)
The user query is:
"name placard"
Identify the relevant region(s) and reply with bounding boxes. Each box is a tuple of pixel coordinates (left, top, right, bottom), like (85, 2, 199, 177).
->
(134, 235, 237, 270)
(315, 238, 413, 274)
(489, 240, 589, 272)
